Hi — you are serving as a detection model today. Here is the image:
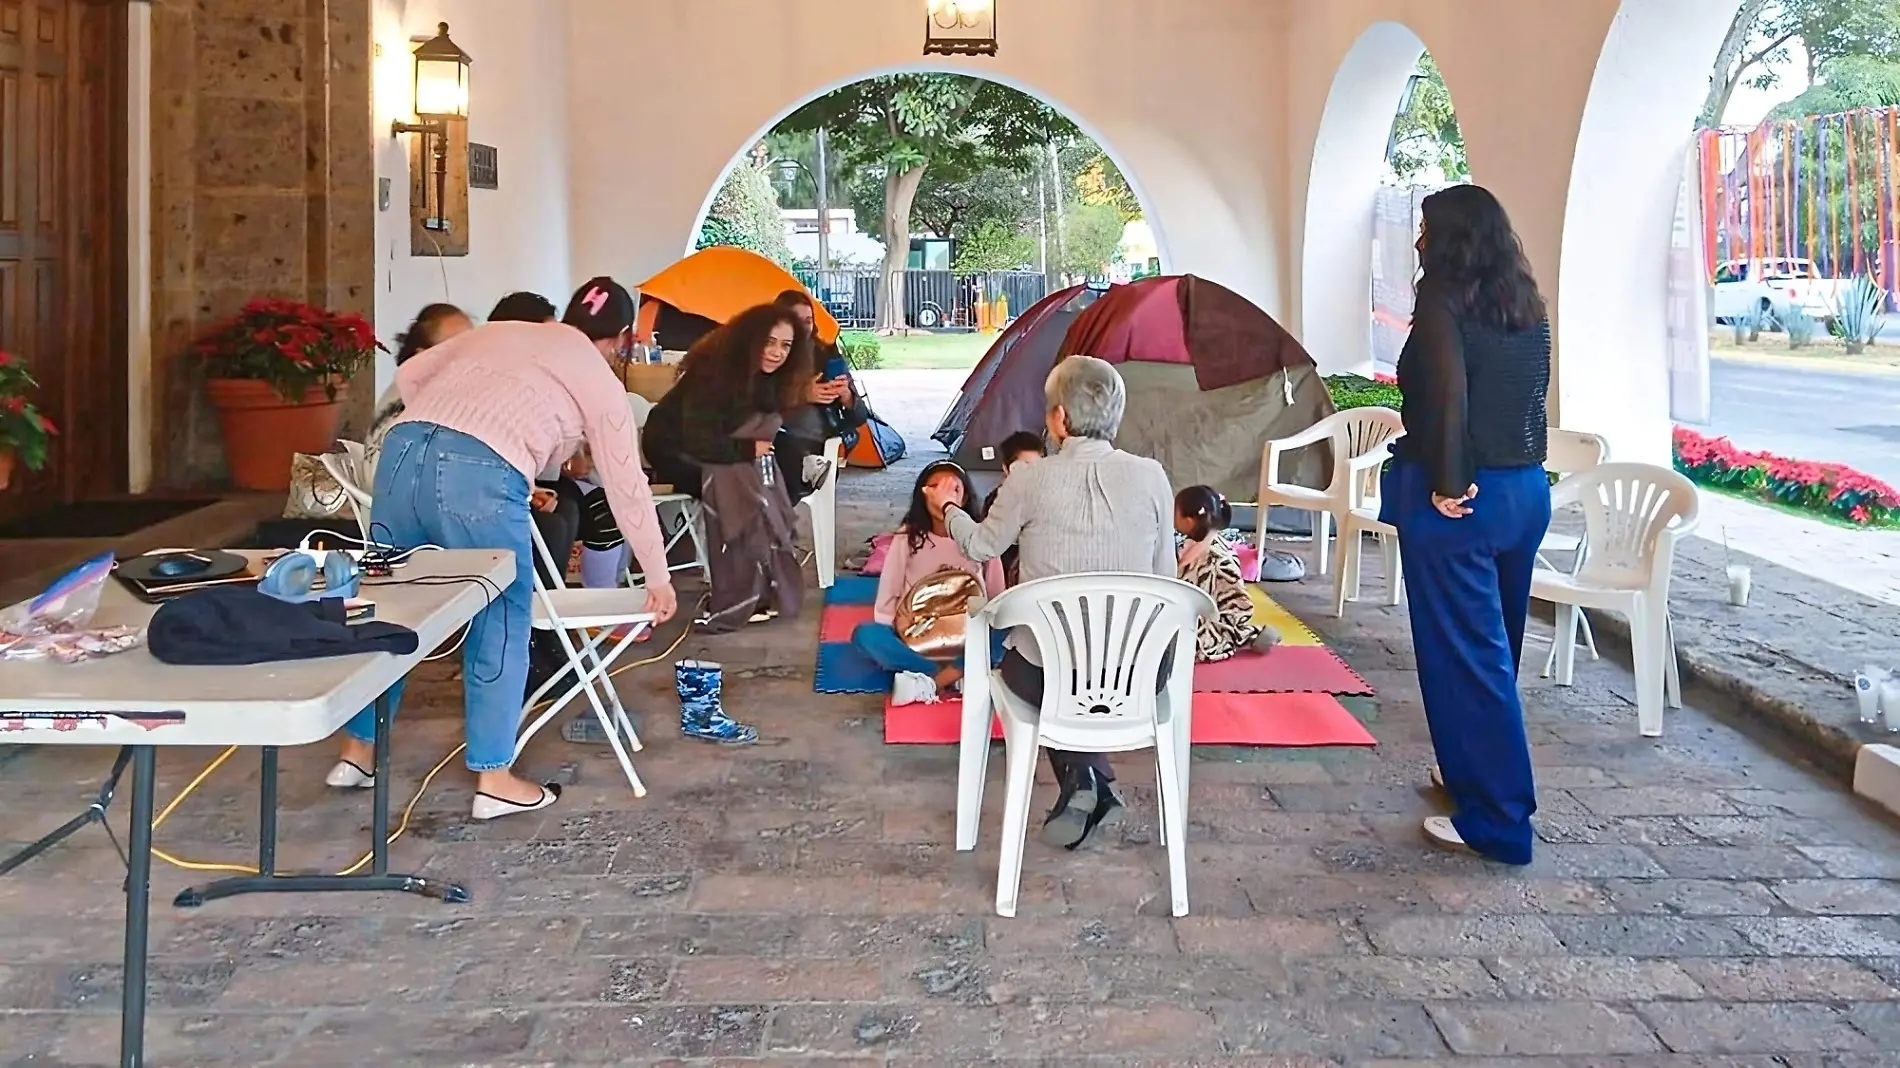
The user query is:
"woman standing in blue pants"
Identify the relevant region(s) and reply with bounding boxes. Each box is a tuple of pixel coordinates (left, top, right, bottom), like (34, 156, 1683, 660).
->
(1383, 184, 1552, 865)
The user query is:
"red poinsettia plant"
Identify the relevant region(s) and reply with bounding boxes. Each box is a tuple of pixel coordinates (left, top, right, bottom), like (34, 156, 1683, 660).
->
(0, 350, 58, 472)
(1673, 426, 1900, 527)
(191, 298, 382, 402)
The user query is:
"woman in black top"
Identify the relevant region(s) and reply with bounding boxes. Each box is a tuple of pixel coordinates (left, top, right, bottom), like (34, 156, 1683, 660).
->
(1382, 184, 1551, 866)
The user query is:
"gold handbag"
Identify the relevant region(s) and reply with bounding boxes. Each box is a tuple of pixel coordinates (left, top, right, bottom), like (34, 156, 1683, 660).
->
(893, 566, 983, 662)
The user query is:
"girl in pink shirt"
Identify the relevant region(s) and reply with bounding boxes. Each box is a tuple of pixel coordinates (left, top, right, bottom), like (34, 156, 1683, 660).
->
(328, 278, 676, 823)
(853, 461, 1007, 706)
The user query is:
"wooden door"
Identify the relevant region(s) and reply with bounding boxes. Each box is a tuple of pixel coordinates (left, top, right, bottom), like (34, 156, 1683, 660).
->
(0, 0, 127, 523)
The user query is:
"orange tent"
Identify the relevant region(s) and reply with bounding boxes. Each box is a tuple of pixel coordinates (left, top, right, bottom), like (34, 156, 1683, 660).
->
(634, 247, 840, 347)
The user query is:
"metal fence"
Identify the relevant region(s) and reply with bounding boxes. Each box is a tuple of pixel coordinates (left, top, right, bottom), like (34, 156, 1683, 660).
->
(792, 268, 1049, 331)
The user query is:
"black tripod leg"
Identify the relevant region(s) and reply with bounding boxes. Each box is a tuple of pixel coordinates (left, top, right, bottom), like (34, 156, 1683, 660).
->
(0, 746, 133, 878)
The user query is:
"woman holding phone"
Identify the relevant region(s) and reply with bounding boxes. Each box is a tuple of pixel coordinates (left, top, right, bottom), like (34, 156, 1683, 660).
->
(773, 289, 867, 502)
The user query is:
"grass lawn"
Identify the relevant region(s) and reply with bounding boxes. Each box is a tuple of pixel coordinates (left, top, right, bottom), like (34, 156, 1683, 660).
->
(871, 331, 995, 371)
(1710, 330, 1900, 373)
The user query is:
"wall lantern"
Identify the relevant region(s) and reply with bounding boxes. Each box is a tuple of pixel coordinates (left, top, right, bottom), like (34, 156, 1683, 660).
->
(389, 22, 472, 232)
(924, 0, 996, 57)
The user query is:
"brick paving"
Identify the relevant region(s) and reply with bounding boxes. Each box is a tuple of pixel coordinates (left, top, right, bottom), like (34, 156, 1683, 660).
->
(4, 370, 1900, 1065)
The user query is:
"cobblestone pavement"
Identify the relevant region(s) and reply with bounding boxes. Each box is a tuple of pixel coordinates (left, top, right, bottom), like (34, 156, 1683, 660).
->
(4, 370, 1900, 1066)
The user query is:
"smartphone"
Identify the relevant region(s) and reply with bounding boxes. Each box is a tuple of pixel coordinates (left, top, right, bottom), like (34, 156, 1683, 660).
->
(823, 355, 849, 382)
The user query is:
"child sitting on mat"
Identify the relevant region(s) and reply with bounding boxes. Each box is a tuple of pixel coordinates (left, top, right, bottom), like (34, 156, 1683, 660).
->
(1176, 485, 1280, 663)
(854, 461, 1007, 707)
(983, 431, 1046, 587)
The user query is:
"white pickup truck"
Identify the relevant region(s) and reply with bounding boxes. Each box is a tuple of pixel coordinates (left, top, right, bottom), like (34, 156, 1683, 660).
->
(1711, 258, 1845, 326)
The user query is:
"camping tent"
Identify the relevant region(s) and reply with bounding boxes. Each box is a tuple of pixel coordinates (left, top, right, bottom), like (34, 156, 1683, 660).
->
(931, 284, 1104, 458)
(635, 247, 841, 350)
(635, 246, 906, 469)
(933, 274, 1335, 501)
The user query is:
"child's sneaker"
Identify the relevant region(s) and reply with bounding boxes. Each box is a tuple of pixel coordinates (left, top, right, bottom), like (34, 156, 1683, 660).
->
(891, 671, 940, 706)
(801, 455, 832, 491)
(1252, 624, 1282, 652)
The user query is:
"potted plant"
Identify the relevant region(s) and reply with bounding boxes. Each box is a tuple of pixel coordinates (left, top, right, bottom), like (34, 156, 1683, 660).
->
(0, 351, 57, 491)
(192, 298, 381, 491)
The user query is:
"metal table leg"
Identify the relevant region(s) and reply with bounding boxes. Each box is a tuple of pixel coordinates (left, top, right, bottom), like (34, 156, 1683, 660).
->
(172, 690, 468, 907)
(121, 745, 156, 1068)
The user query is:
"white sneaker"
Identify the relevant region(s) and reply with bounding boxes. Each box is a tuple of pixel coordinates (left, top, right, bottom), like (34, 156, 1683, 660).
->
(801, 455, 832, 490)
(324, 759, 374, 790)
(891, 672, 940, 706)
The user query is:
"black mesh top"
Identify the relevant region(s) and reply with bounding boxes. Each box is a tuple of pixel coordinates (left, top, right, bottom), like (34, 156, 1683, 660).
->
(1392, 278, 1550, 498)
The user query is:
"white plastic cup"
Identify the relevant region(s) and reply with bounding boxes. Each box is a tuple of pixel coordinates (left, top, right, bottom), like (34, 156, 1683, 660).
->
(1726, 564, 1752, 607)
(1881, 679, 1900, 733)
(1858, 669, 1889, 724)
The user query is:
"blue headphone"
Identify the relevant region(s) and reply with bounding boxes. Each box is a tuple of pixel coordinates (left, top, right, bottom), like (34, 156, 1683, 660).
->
(258, 550, 362, 603)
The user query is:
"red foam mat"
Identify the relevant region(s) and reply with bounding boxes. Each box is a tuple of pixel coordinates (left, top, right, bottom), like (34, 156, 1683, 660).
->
(1190, 645, 1373, 695)
(883, 690, 1375, 747)
(819, 604, 876, 644)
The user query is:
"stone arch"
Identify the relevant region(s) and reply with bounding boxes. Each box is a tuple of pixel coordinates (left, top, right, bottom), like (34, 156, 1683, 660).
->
(1556, 0, 1745, 463)
(682, 62, 1174, 272)
(1298, 21, 1435, 375)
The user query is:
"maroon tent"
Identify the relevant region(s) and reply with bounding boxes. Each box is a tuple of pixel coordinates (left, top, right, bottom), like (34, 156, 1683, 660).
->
(931, 275, 1336, 498)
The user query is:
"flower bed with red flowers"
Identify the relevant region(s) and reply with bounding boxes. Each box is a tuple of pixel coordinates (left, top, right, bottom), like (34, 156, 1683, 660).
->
(1673, 426, 1900, 526)
(0, 350, 57, 473)
(191, 298, 380, 401)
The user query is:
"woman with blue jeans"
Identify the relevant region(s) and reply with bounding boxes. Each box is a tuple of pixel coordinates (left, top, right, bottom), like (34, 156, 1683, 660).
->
(853, 462, 1007, 705)
(325, 278, 678, 822)
(1382, 185, 1552, 865)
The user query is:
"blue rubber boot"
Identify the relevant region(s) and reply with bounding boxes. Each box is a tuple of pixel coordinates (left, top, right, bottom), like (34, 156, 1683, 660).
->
(676, 659, 759, 745)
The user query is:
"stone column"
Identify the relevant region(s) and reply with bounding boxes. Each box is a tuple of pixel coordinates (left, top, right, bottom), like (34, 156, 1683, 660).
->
(148, 0, 374, 489)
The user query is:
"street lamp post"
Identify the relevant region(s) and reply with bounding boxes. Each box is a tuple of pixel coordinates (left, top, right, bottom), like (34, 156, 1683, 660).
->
(774, 136, 831, 271)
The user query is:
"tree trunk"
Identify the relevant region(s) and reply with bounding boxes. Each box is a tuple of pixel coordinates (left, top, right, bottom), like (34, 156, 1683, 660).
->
(1699, 0, 1773, 126)
(876, 165, 926, 334)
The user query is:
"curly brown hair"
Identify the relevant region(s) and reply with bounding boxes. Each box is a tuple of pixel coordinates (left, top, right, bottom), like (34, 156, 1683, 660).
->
(682, 303, 815, 414)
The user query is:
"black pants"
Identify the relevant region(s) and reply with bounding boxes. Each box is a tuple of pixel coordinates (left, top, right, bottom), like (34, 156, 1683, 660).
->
(531, 479, 581, 587)
(999, 647, 1177, 787)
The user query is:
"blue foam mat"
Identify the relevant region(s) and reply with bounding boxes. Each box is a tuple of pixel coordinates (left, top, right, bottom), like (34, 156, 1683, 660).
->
(815, 641, 892, 694)
(824, 575, 880, 607)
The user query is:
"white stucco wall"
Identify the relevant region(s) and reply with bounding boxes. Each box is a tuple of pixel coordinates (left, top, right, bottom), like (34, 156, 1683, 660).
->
(371, 0, 573, 395)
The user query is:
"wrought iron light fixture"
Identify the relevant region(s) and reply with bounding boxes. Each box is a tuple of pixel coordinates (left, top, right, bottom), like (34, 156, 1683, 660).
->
(924, 0, 997, 57)
(390, 22, 472, 233)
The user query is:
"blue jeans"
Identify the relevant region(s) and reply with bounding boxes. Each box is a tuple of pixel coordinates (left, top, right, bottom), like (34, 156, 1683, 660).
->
(1383, 459, 1551, 865)
(343, 422, 535, 772)
(851, 621, 1006, 678)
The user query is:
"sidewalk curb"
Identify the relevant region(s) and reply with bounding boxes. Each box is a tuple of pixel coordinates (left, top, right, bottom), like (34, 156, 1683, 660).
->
(1551, 605, 1865, 781)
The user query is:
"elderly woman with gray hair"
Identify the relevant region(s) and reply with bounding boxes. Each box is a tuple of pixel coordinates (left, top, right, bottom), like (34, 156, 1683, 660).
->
(925, 355, 1177, 850)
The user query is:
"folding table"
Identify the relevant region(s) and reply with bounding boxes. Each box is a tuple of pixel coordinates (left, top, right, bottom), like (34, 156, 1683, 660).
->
(0, 548, 513, 1068)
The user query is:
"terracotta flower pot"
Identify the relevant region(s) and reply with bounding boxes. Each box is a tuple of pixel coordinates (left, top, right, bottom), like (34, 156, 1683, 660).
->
(205, 378, 347, 492)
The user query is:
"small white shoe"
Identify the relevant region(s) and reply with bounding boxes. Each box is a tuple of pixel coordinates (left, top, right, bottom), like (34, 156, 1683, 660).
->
(801, 455, 832, 489)
(324, 759, 375, 790)
(1422, 815, 1475, 854)
(470, 783, 562, 821)
(891, 672, 940, 706)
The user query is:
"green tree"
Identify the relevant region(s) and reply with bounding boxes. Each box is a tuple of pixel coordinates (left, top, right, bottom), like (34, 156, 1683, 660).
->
(695, 151, 792, 264)
(912, 160, 1037, 245)
(778, 74, 1077, 331)
(953, 218, 1037, 272)
(1387, 53, 1468, 184)
(1702, 0, 1900, 126)
(1058, 201, 1125, 279)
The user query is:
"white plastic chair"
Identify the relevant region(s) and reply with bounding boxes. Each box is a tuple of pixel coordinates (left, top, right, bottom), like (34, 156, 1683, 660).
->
(1332, 433, 1404, 617)
(1258, 407, 1405, 577)
(956, 573, 1215, 918)
(625, 393, 711, 586)
(516, 519, 658, 797)
(1530, 463, 1698, 737)
(797, 436, 844, 589)
(1538, 428, 1610, 678)
(319, 442, 375, 542)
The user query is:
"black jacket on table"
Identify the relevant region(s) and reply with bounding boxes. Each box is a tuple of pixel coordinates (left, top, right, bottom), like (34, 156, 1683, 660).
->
(1391, 275, 1551, 499)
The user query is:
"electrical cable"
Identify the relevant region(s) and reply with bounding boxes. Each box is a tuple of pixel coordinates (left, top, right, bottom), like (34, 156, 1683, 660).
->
(146, 619, 693, 876)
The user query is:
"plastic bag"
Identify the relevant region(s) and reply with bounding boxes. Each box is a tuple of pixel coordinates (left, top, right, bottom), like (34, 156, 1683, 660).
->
(0, 552, 144, 663)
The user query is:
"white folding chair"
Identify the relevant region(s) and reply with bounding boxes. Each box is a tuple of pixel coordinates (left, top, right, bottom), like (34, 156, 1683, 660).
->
(319, 442, 375, 542)
(516, 520, 658, 797)
(797, 436, 844, 589)
(957, 573, 1215, 918)
(1332, 432, 1404, 617)
(621, 393, 711, 587)
(1258, 407, 1405, 577)
(1539, 428, 1610, 678)
(1531, 463, 1698, 737)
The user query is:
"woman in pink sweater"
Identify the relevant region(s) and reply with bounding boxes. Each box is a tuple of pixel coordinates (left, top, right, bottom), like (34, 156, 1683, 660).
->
(327, 278, 675, 822)
(853, 462, 1007, 706)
